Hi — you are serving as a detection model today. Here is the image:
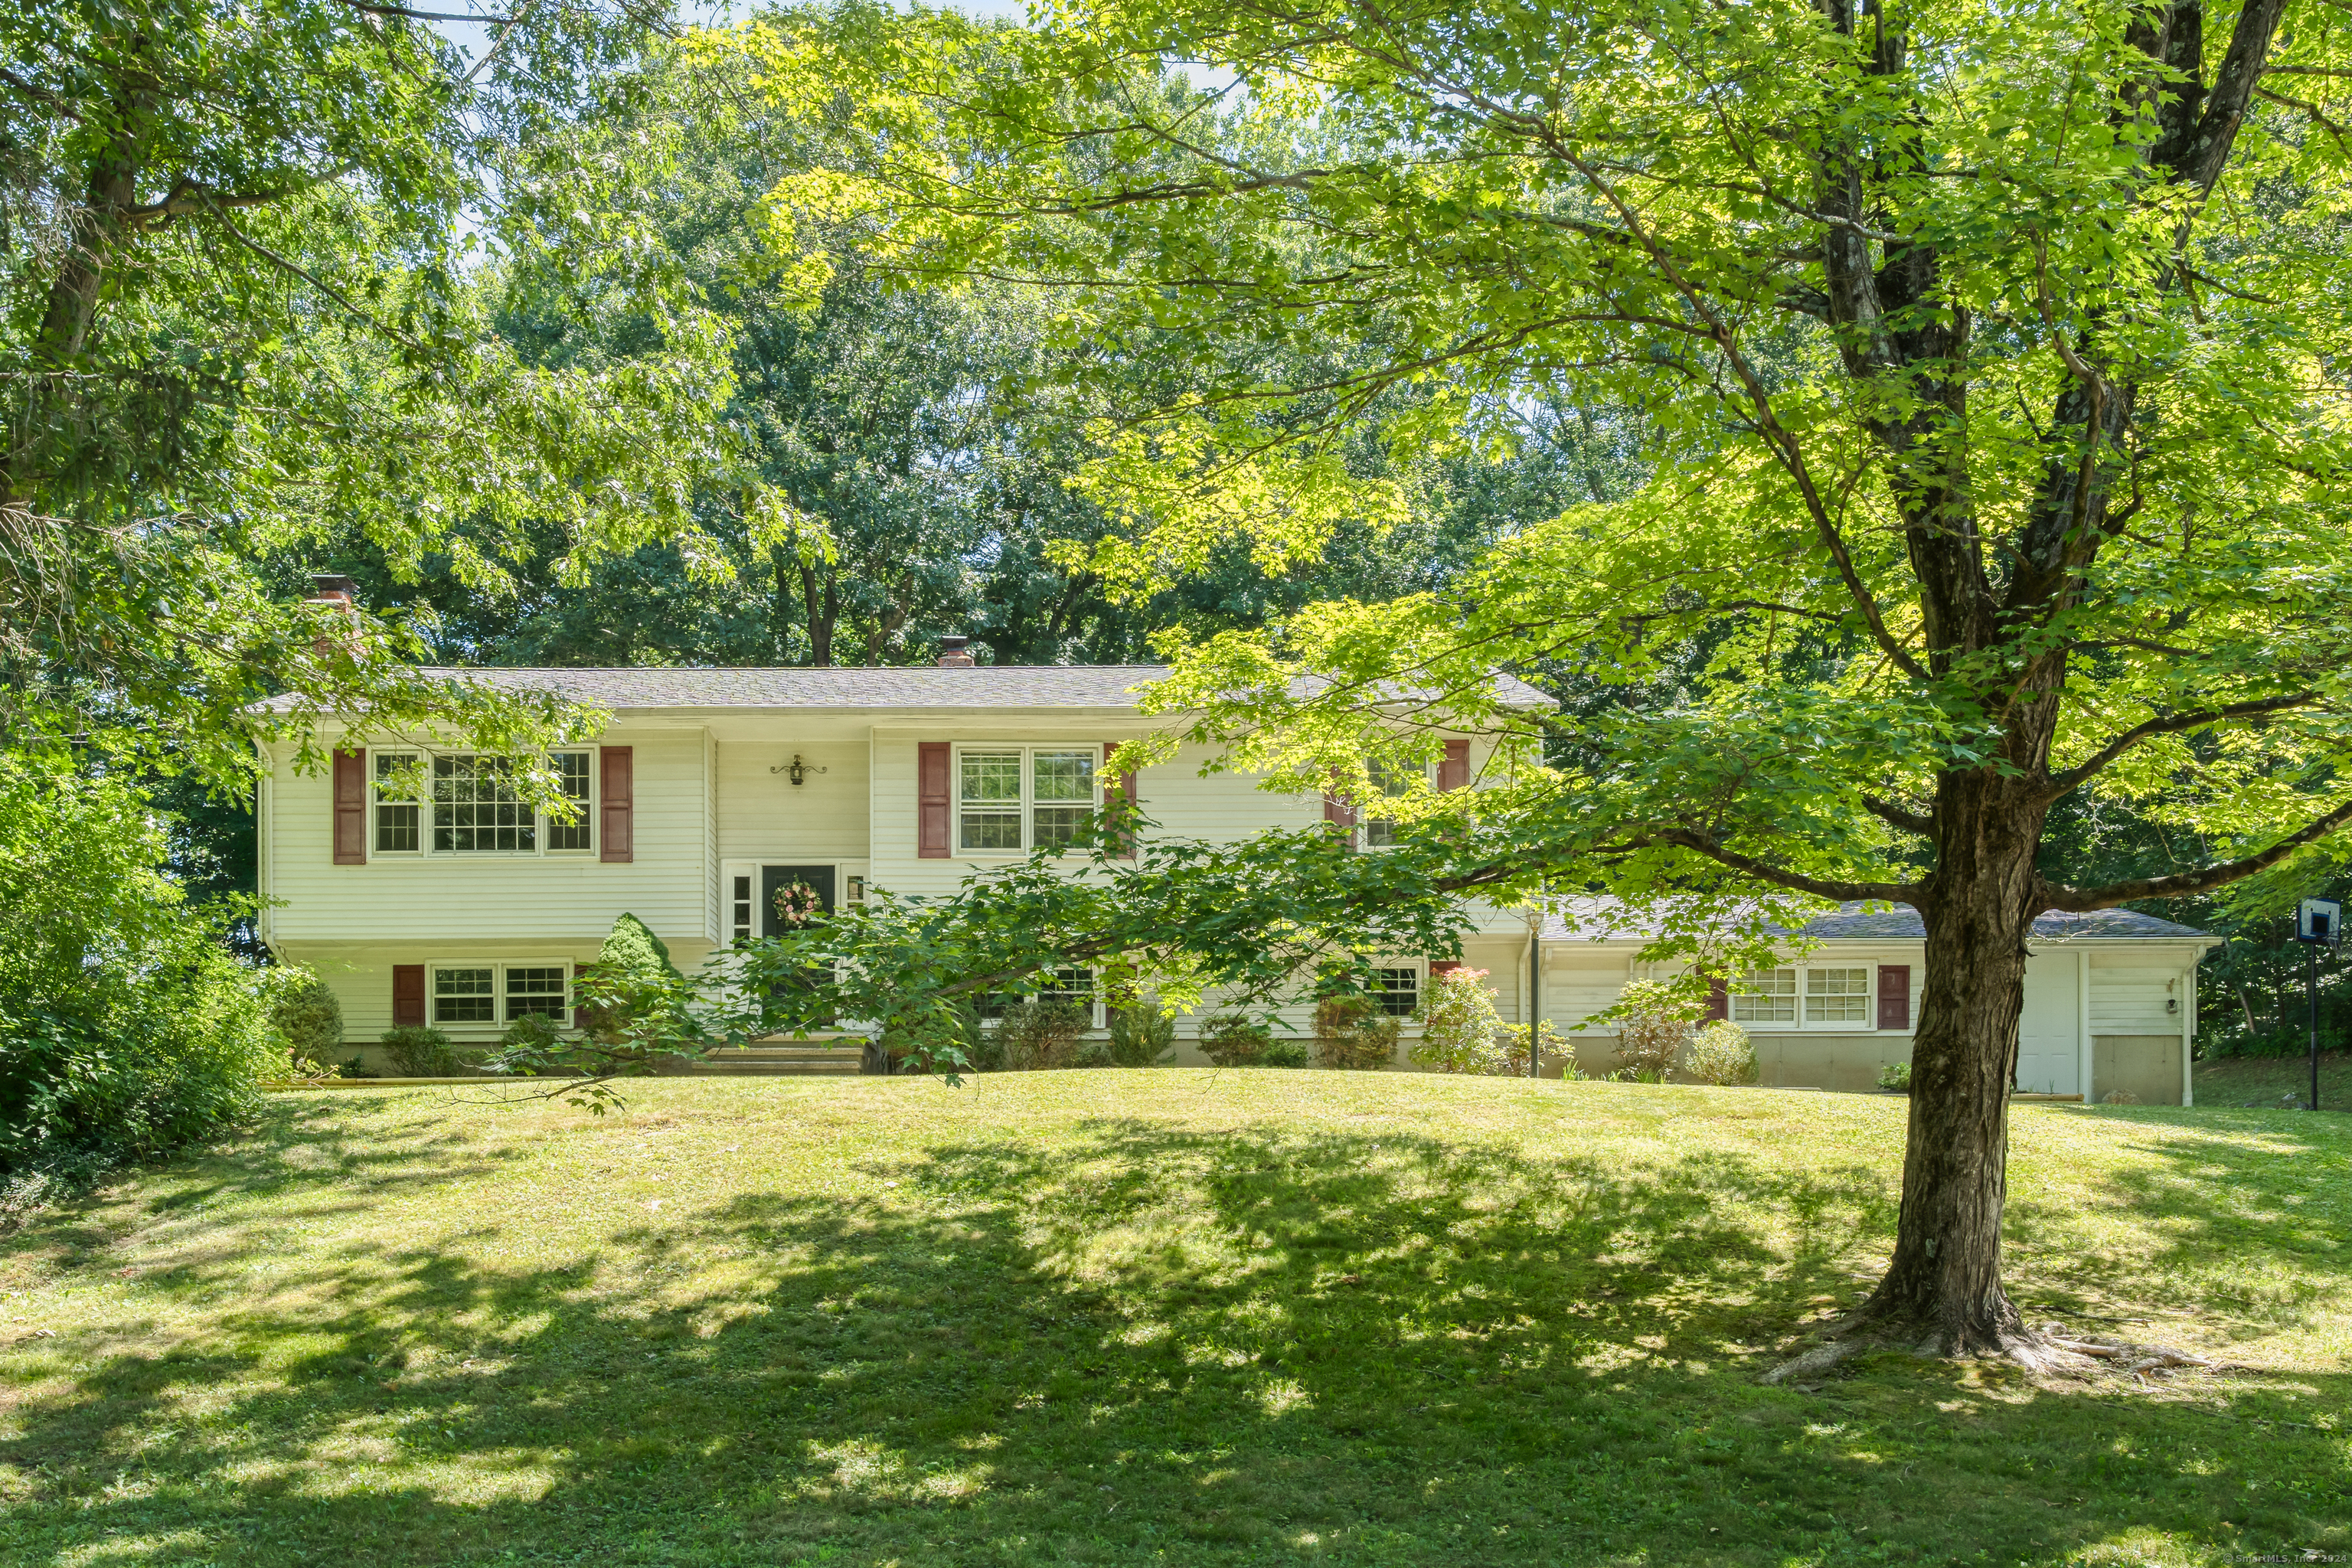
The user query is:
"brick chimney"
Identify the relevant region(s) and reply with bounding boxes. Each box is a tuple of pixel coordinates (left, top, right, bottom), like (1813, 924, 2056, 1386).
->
(307, 573, 358, 656)
(936, 635, 975, 668)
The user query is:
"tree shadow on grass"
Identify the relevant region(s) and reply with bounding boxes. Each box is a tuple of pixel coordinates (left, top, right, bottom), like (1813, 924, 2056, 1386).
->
(0, 1102, 2344, 1565)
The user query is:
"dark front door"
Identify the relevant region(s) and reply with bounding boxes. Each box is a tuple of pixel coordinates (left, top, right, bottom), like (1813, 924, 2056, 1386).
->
(760, 865, 838, 1028)
(760, 864, 837, 936)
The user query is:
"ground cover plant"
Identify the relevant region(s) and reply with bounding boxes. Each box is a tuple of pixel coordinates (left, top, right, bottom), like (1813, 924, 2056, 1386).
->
(0, 1075, 2343, 1566)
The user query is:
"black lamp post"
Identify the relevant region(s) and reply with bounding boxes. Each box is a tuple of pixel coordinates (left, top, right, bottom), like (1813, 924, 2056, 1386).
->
(2295, 897, 2339, 1112)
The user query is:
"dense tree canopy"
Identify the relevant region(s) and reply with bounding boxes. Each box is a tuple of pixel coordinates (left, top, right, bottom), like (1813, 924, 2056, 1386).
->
(0, 0, 761, 787)
(707, 0, 2352, 1364)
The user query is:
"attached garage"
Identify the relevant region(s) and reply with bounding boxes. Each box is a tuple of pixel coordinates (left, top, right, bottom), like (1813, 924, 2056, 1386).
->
(1539, 903, 2216, 1105)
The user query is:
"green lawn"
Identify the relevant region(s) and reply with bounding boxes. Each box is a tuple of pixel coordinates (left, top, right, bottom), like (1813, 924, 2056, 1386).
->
(2, 1074, 2345, 1566)
(2196, 1049, 2352, 1111)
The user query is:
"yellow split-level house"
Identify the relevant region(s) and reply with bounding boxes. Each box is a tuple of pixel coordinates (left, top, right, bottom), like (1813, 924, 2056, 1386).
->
(256, 610, 2212, 1099)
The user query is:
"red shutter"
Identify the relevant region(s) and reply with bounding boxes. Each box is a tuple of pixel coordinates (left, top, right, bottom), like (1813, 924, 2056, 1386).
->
(918, 742, 952, 858)
(333, 747, 368, 864)
(599, 746, 633, 863)
(1438, 739, 1470, 792)
(1104, 742, 1138, 858)
(572, 963, 593, 1032)
(1705, 976, 1730, 1022)
(1323, 771, 1357, 838)
(1877, 965, 1911, 1031)
(392, 965, 426, 1029)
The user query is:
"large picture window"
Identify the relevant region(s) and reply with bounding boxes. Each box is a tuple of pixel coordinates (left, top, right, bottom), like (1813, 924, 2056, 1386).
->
(957, 746, 1101, 854)
(433, 755, 534, 852)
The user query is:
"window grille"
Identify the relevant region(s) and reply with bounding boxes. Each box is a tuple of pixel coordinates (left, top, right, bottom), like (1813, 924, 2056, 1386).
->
(374, 753, 420, 852)
(544, 752, 593, 851)
(505, 967, 569, 1021)
(433, 966, 496, 1024)
(433, 756, 534, 852)
(1733, 967, 1797, 1024)
(1374, 966, 1420, 1017)
(1805, 967, 1871, 1024)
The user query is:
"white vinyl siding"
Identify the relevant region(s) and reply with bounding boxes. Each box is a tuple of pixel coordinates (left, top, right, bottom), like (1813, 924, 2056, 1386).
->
(266, 730, 707, 948)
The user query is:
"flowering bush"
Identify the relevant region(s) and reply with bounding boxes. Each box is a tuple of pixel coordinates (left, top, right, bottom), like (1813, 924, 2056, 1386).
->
(1410, 968, 1509, 1074)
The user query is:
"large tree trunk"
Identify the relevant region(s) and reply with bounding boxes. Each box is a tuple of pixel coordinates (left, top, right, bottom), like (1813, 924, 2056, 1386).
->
(1860, 769, 2053, 1356)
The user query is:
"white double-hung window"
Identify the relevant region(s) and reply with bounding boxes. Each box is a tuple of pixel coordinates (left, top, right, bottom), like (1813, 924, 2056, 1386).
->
(1361, 760, 1429, 848)
(1805, 967, 1871, 1024)
(1730, 965, 1880, 1028)
(429, 962, 571, 1027)
(957, 746, 1099, 853)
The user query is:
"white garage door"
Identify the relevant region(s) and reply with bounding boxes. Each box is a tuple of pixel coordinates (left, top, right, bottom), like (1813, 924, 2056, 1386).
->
(2015, 954, 2079, 1096)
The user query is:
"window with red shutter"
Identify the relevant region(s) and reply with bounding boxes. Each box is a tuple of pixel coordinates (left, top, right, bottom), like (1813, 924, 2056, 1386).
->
(599, 747, 633, 863)
(918, 742, 952, 858)
(333, 747, 368, 864)
(1877, 965, 1912, 1031)
(1323, 771, 1357, 839)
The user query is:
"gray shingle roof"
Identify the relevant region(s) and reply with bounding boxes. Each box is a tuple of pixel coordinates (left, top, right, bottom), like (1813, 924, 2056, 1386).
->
(1545, 899, 2209, 942)
(261, 665, 1557, 713)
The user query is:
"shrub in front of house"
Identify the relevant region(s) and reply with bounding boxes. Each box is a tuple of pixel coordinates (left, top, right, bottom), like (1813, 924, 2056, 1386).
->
(1684, 1020, 1759, 1086)
(1259, 1037, 1312, 1068)
(998, 996, 1089, 1070)
(1315, 995, 1400, 1070)
(1495, 1019, 1571, 1077)
(1877, 1061, 1913, 1093)
(0, 758, 278, 1203)
(266, 969, 344, 1074)
(1199, 1012, 1273, 1067)
(1106, 1004, 1177, 1067)
(1410, 968, 1509, 1074)
(381, 1026, 459, 1077)
(1612, 980, 1696, 1083)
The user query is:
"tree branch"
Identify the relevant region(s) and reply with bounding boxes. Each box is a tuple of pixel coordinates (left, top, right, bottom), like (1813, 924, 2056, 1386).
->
(1638, 828, 1918, 903)
(196, 190, 426, 353)
(2042, 692, 2318, 800)
(2046, 797, 2352, 910)
(1861, 795, 1936, 837)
